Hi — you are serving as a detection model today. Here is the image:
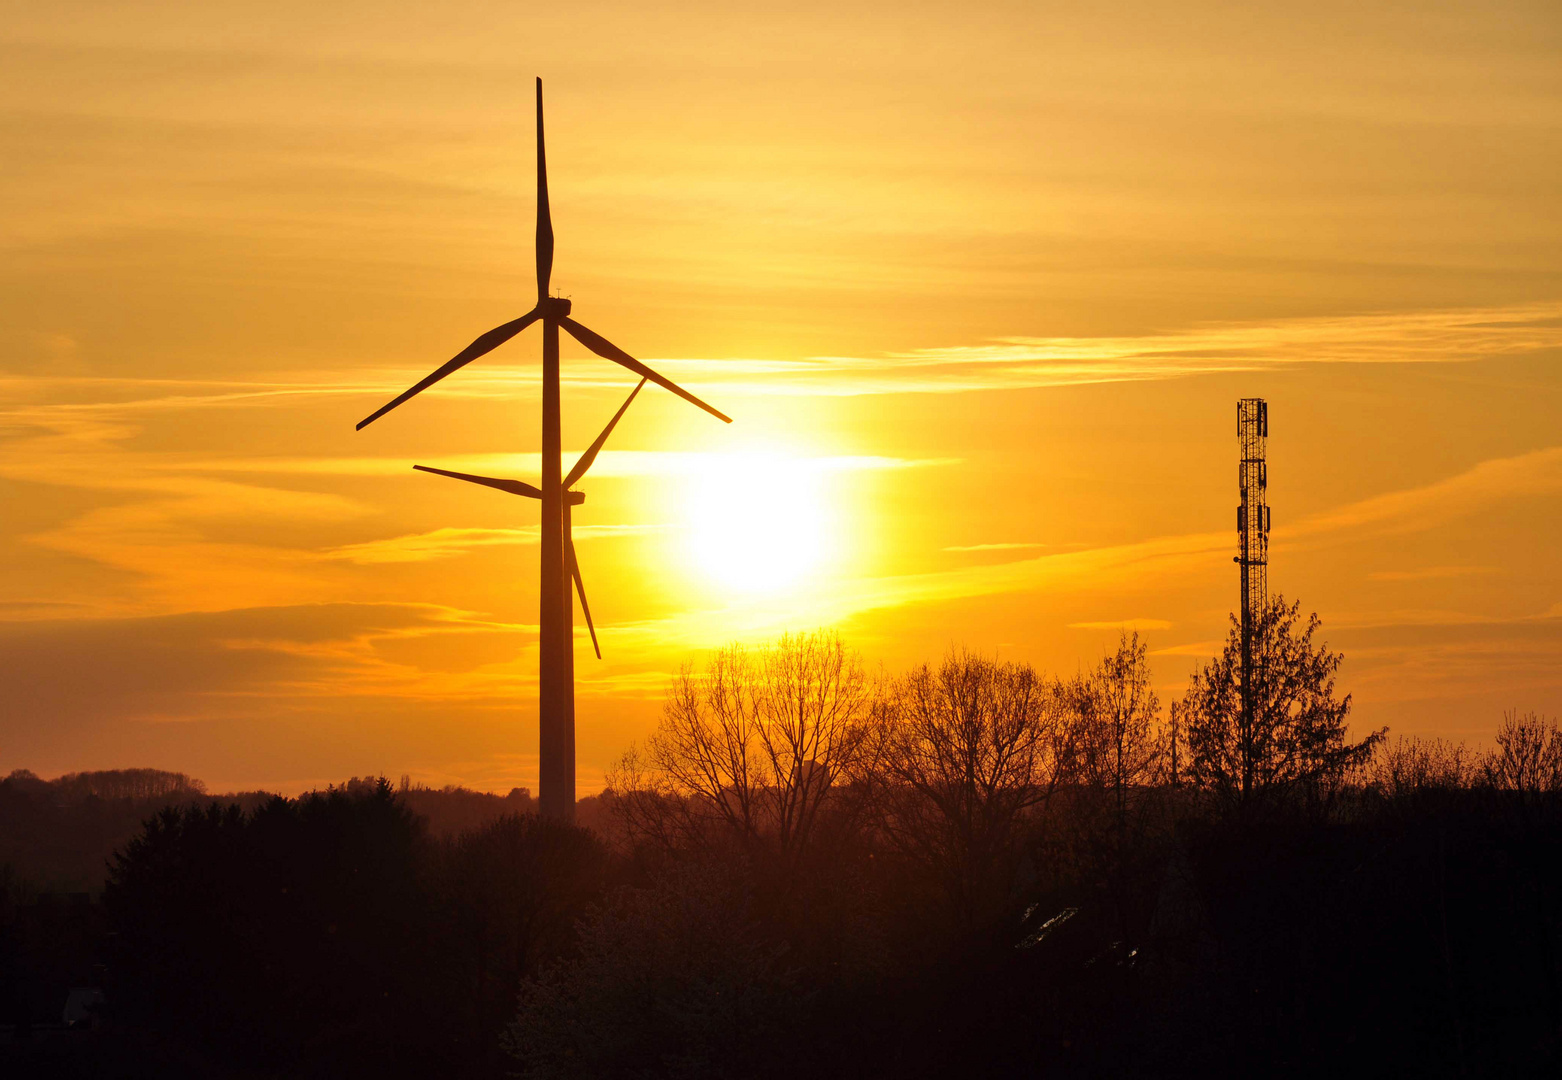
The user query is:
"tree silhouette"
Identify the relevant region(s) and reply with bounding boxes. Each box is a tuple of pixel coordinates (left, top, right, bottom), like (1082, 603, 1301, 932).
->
(1069, 631, 1163, 822)
(1179, 596, 1382, 812)
(1486, 709, 1562, 799)
(1366, 735, 1477, 800)
(103, 781, 437, 1073)
(867, 650, 1069, 929)
(609, 631, 872, 876)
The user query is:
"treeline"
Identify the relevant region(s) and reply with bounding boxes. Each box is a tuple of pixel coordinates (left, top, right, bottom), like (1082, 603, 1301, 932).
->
(0, 768, 251, 895)
(0, 770, 551, 1069)
(577, 606, 1560, 1078)
(0, 770, 547, 896)
(0, 781, 601, 1077)
(99, 785, 604, 1077)
(5, 597, 1560, 1078)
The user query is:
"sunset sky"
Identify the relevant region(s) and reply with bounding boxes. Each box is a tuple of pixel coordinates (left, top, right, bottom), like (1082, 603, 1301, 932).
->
(3, 0, 1560, 794)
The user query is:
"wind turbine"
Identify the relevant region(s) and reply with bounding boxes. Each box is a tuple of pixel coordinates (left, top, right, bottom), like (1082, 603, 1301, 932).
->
(411, 377, 648, 662)
(355, 79, 730, 822)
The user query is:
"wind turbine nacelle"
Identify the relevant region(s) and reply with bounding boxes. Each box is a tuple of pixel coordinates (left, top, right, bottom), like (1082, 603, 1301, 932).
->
(541, 297, 573, 318)
(567, 490, 585, 506)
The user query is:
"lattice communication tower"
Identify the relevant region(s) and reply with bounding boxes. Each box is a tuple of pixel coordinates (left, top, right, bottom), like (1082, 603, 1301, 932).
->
(1236, 398, 1270, 721)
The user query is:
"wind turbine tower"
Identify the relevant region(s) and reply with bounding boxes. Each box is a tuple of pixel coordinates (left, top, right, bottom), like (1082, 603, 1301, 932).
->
(356, 80, 731, 821)
(1235, 398, 1270, 732)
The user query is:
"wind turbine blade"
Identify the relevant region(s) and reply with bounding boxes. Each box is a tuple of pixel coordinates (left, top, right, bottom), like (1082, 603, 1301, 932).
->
(413, 464, 543, 500)
(564, 377, 647, 490)
(570, 542, 601, 659)
(535, 77, 553, 303)
(565, 509, 601, 659)
(559, 317, 732, 424)
(356, 310, 539, 430)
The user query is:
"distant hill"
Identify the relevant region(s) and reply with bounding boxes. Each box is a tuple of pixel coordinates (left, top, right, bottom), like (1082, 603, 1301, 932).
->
(390, 775, 537, 837)
(0, 768, 603, 894)
(0, 769, 274, 893)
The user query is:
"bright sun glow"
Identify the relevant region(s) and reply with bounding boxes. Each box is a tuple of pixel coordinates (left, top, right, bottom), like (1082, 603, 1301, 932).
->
(684, 453, 832, 595)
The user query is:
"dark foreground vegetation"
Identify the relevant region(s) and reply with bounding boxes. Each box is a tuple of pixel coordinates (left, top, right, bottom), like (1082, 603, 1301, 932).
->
(3, 598, 1560, 1078)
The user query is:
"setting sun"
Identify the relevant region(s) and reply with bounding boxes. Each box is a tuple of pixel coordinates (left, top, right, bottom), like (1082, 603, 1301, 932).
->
(682, 452, 833, 595)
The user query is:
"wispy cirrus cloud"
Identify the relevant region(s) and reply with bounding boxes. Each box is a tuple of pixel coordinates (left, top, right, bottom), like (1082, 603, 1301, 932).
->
(639, 302, 1562, 398)
(944, 541, 1049, 552)
(1070, 619, 1174, 631)
(1368, 565, 1500, 583)
(0, 389, 959, 614)
(325, 527, 538, 565)
(171, 452, 959, 480)
(1326, 606, 1562, 632)
(816, 302, 1562, 396)
(4, 302, 1559, 415)
(346, 301, 1562, 399)
(325, 523, 670, 565)
(1275, 446, 1562, 547)
(1150, 639, 1227, 658)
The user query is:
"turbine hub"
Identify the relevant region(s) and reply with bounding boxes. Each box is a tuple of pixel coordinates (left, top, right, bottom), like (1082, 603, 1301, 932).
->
(541, 296, 572, 319)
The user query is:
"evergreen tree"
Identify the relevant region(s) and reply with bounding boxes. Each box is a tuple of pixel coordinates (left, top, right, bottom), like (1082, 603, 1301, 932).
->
(1180, 596, 1382, 811)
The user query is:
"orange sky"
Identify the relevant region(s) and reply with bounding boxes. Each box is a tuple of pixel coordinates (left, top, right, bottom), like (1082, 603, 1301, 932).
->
(3, 1, 1560, 793)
